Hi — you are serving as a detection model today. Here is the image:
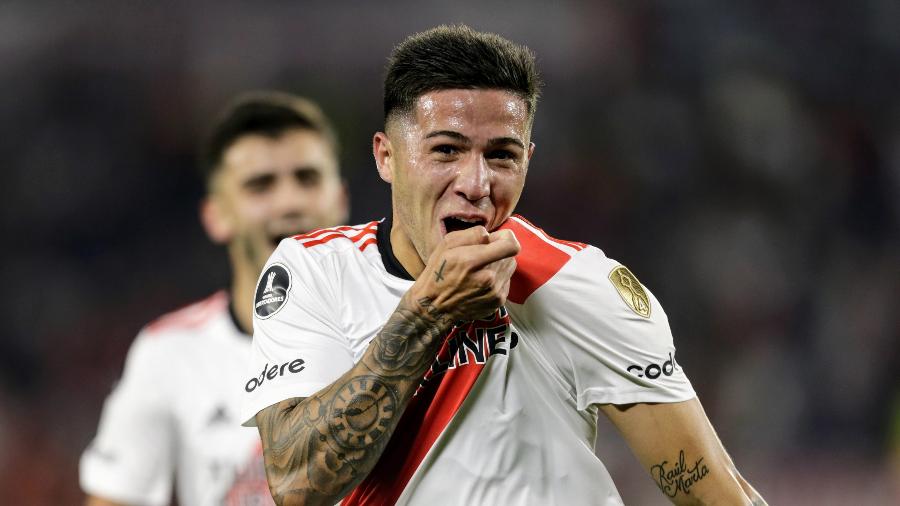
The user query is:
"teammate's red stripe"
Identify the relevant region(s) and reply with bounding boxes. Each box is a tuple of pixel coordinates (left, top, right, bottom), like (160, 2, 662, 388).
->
(503, 217, 574, 304)
(145, 291, 227, 333)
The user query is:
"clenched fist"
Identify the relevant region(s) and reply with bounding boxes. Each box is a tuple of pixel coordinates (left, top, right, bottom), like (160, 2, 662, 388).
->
(406, 226, 520, 326)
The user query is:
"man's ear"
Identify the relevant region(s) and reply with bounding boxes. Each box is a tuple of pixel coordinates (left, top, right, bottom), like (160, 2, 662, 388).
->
(373, 131, 394, 184)
(200, 196, 233, 244)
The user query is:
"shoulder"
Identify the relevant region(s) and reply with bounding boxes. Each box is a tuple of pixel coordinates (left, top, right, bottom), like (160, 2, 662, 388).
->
(500, 214, 589, 304)
(142, 291, 228, 337)
(135, 291, 229, 362)
(503, 215, 657, 318)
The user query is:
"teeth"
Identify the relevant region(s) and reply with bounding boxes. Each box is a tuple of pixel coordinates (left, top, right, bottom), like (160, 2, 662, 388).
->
(455, 217, 481, 224)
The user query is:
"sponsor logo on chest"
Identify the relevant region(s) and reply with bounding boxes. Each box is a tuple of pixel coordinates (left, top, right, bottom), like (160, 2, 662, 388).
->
(417, 306, 518, 391)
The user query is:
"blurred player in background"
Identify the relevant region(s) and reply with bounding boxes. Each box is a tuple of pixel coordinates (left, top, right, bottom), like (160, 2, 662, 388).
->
(242, 26, 767, 505)
(79, 91, 349, 506)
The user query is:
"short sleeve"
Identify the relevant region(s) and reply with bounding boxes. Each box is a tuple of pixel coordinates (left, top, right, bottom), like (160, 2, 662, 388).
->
(241, 240, 355, 426)
(530, 246, 695, 410)
(79, 332, 176, 506)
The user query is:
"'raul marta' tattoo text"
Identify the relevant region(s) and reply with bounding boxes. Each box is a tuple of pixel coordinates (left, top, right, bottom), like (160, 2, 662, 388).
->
(650, 450, 710, 498)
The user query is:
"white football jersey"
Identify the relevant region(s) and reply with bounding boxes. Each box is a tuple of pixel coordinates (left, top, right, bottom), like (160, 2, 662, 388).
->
(80, 292, 274, 506)
(242, 216, 695, 505)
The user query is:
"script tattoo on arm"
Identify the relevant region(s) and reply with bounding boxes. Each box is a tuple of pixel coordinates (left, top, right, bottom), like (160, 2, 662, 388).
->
(650, 449, 710, 499)
(255, 296, 452, 505)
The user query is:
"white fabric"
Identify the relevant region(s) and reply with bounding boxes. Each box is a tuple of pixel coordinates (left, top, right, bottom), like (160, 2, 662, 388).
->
(80, 292, 273, 506)
(242, 219, 695, 505)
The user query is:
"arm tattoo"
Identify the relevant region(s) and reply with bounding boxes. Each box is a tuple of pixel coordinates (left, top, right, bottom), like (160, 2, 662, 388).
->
(650, 449, 710, 498)
(256, 296, 451, 505)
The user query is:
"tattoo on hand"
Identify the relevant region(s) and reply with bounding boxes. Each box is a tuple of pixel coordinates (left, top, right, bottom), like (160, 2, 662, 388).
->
(434, 259, 446, 283)
(650, 450, 710, 498)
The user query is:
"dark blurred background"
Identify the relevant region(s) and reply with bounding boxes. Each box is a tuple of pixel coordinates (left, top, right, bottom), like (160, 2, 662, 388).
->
(1, 0, 898, 504)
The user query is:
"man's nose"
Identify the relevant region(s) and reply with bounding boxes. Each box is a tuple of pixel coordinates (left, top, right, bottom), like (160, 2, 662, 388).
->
(273, 179, 310, 216)
(453, 155, 491, 202)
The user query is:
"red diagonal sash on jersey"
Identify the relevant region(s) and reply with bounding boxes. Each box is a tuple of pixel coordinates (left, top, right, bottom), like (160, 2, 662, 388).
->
(341, 314, 502, 505)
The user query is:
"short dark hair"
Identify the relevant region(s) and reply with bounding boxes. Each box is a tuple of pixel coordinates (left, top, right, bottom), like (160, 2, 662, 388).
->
(200, 91, 339, 186)
(384, 25, 541, 125)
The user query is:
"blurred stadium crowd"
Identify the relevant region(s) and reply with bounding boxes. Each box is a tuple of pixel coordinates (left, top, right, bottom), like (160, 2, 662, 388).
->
(0, 1, 898, 504)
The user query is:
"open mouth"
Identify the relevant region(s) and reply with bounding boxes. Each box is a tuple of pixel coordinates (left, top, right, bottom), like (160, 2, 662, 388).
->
(443, 216, 486, 234)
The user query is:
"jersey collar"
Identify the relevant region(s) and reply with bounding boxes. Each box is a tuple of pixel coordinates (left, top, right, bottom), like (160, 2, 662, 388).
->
(377, 217, 415, 281)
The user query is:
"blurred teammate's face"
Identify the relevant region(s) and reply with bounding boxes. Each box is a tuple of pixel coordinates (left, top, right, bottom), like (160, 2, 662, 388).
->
(203, 129, 348, 274)
(375, 89, 533, 270)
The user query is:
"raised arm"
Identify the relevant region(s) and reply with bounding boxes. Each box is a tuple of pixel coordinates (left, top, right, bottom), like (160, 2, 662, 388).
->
(254, 227, 520, 505)
(600, 398, 767, 505)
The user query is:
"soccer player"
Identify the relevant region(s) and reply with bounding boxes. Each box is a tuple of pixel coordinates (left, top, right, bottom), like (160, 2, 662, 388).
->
(80, 91, 349, 506)
(242, 26, 767, 505)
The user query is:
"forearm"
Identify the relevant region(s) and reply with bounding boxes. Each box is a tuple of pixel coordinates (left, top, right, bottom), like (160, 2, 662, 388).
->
(601, 400, 767, 506)
(255, 295, 451, 506)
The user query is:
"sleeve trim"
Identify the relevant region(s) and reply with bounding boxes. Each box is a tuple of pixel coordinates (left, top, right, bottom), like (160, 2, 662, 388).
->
(577, 386, 696, 411)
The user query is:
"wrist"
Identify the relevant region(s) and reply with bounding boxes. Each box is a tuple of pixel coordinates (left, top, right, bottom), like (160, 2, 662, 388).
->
(400, 290, 455, 332)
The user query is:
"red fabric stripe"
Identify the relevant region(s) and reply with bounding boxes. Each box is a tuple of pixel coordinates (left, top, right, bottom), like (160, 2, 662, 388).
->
(357, 237, 377, 251)
(511, 214, 587, 251)
(502, 217, 574, 304)
(302, 222, 378, 249)
(350, 222, 379, 242)
(145, 291, 227, 334)
(341, 311, 506, 505)
(553, 238, 587, 251)
(292, 225, 359, 241)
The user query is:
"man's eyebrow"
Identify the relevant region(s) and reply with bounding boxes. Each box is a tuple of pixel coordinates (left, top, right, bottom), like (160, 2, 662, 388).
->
(424, 130, 525, 150)
(424, 130, 471, 144)
(241, 173, 275, 187)
(487, 136, 526, 150)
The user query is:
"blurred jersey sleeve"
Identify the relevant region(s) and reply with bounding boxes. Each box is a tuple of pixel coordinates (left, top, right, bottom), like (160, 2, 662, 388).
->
(241, 239, 355, 426)
(532, 246, 696, 410)
(79, 332, 176, 506)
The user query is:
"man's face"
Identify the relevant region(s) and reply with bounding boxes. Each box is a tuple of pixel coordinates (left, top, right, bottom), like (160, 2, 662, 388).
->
(377, 89, 534, 264)
(205, 128, 348, 273)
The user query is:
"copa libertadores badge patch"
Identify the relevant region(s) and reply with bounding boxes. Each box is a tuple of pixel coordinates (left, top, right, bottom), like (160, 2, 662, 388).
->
(609, 265, 651, 318)
(254, 263, 291, 319)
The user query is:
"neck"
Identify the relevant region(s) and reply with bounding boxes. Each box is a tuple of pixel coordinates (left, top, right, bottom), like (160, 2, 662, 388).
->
(390, 220, 425, 279)
(230, 261, 257, 336)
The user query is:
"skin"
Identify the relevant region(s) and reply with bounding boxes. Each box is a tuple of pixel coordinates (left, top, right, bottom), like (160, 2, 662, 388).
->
(373, 89, 534, 277)
(255, 89, 767, 505)
(86, 127, 348, 506)
(201, 128, 348, 333)
(601, 400, 768, 505)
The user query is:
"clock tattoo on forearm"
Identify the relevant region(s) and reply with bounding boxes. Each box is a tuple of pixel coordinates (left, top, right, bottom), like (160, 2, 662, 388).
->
(329, 376, 398, 449)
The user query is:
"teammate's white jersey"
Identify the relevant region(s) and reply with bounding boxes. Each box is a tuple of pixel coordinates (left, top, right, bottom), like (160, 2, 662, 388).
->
(80, 292, 274, 506)
(242, 216, 695, 505)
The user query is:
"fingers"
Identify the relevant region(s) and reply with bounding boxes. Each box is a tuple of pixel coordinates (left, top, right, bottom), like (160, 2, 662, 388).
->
(453, 237, 519, 269)
(442, 226, 490, 250)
